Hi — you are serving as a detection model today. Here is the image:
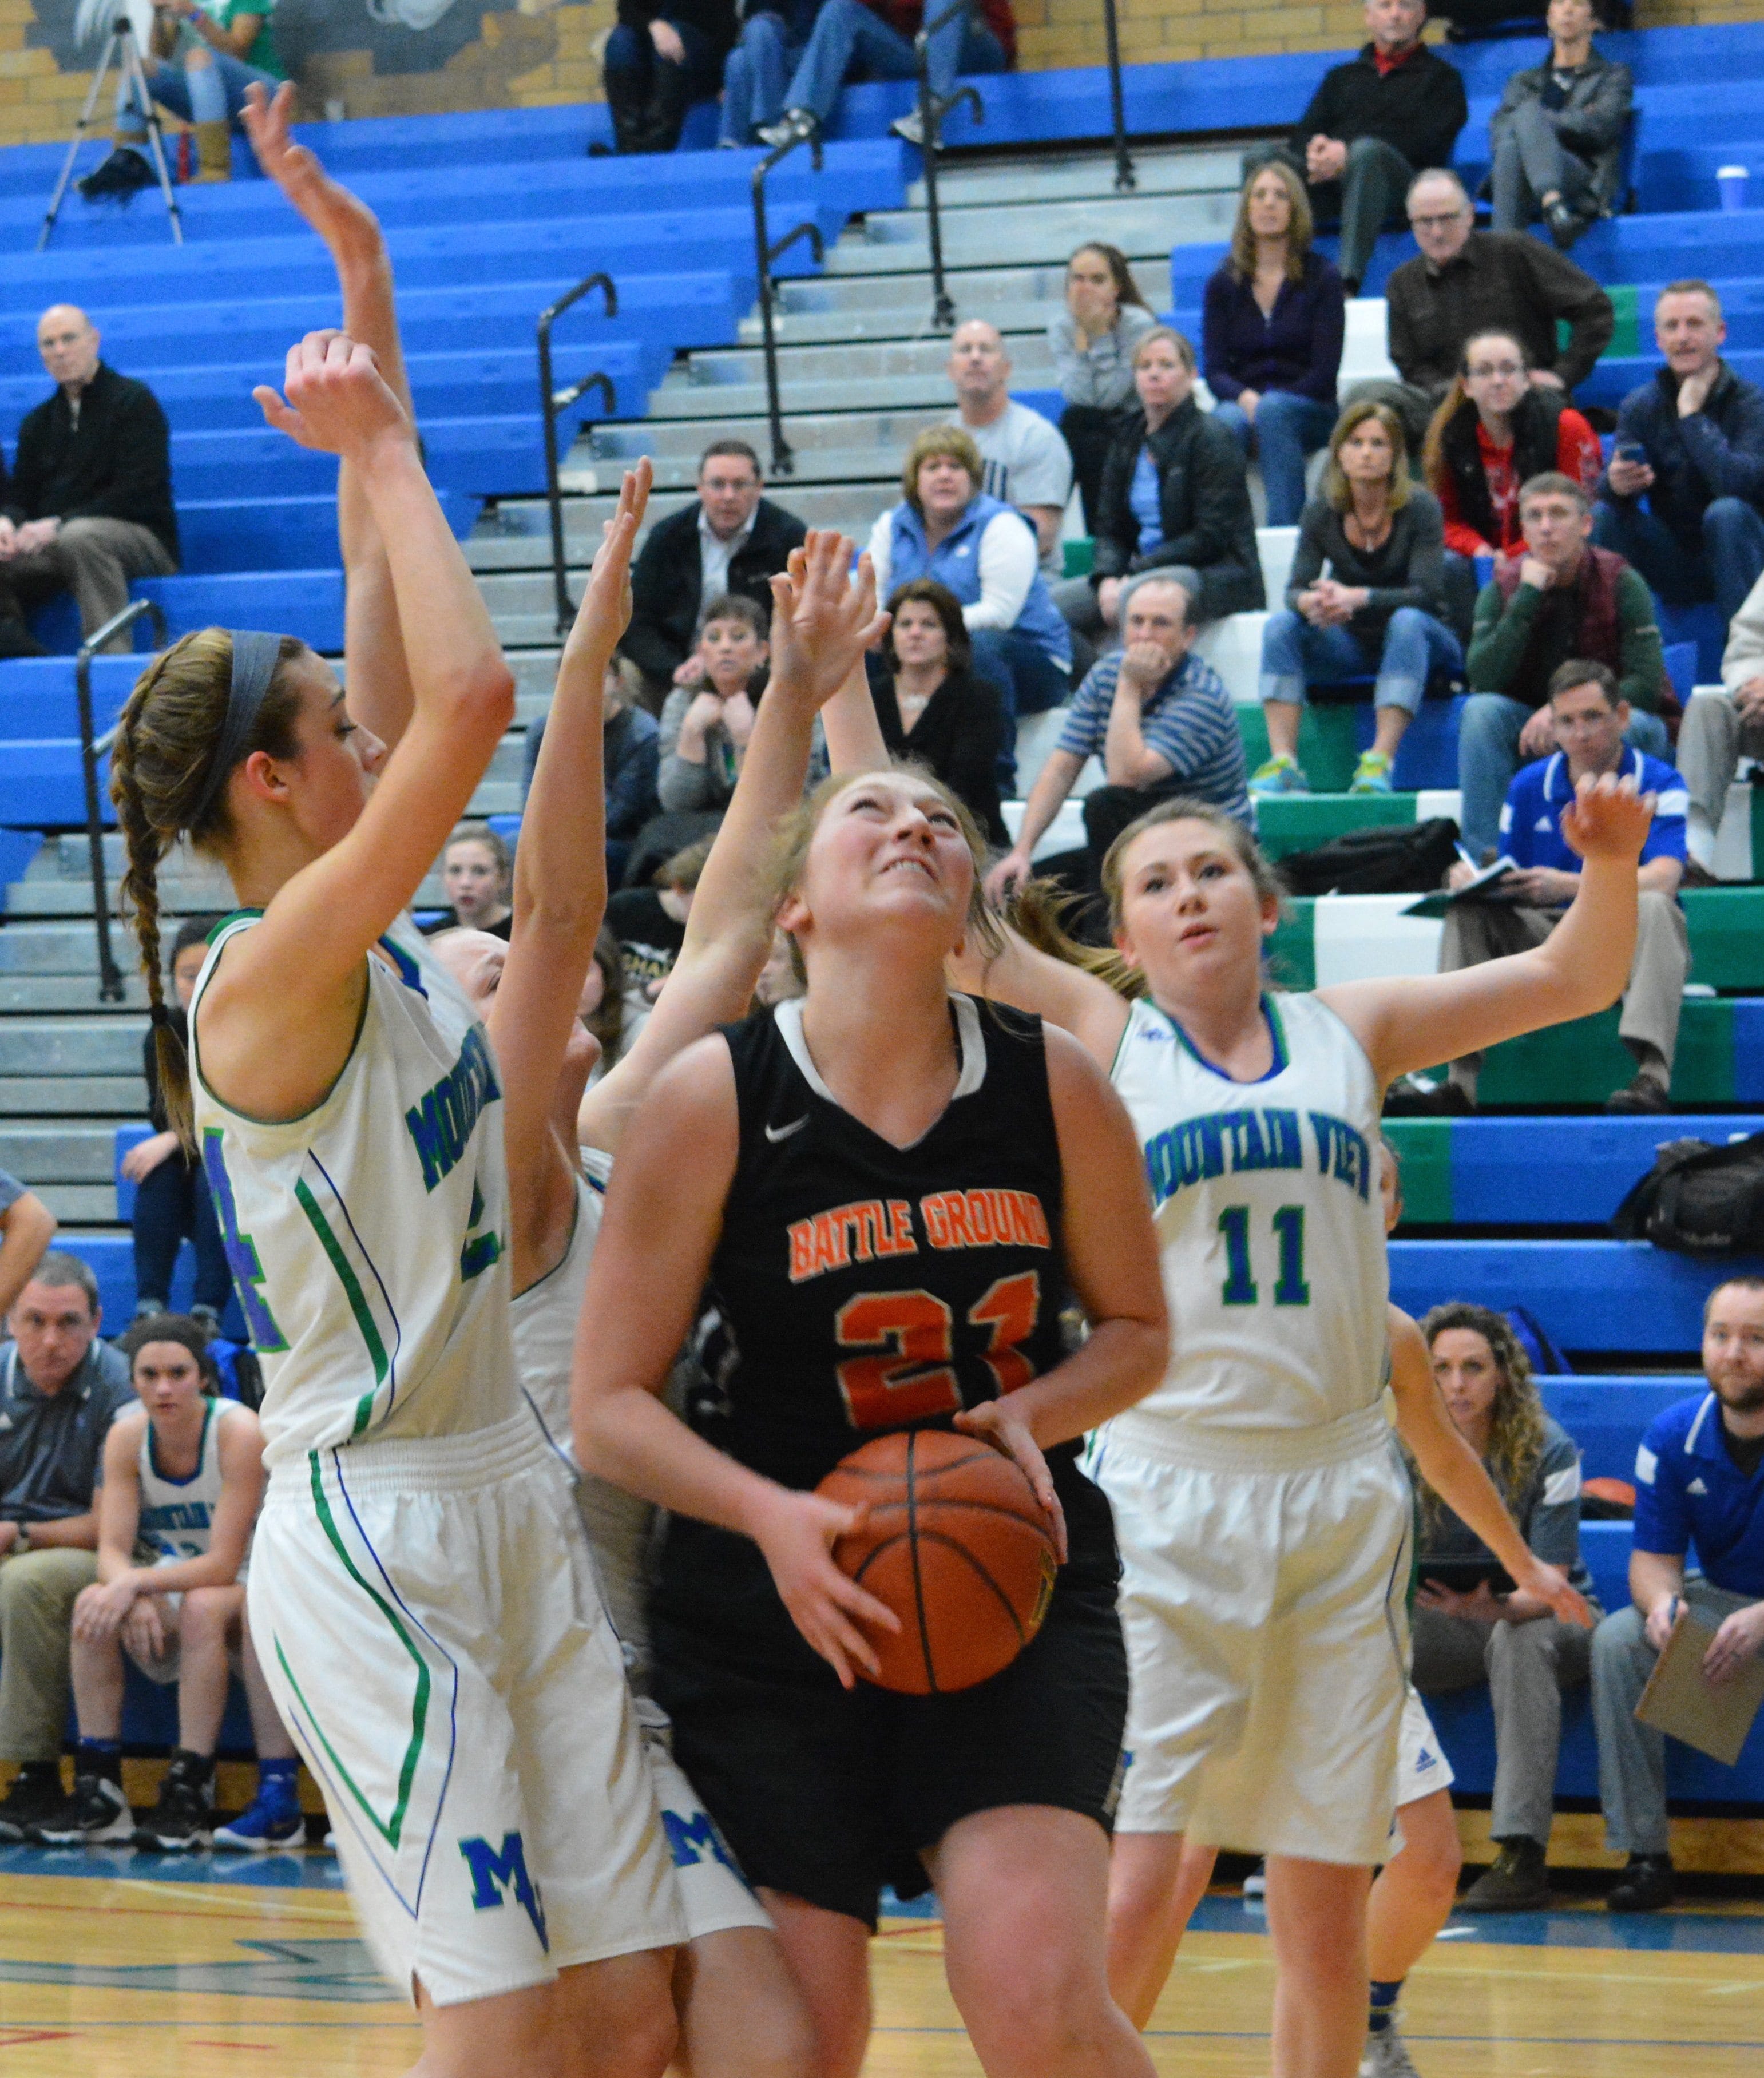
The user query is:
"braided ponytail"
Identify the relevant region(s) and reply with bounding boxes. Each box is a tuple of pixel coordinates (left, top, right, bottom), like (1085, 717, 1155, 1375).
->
(109, 629, 304, 1149)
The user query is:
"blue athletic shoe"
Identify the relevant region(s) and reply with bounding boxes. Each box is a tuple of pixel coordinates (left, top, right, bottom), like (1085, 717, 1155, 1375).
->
(212, 1788, 303, 1851)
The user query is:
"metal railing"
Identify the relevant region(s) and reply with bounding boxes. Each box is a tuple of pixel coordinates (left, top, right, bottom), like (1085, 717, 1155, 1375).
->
(913, 0, 985, 330)
(78, 597, 165, 1004)
(1100, 0, 1136, 193)
(751, 129, 827, 477)
(537, 271, 619, 636)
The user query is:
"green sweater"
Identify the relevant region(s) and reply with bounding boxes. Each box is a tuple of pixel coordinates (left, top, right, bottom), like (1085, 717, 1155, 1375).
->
(1466, 561, 1664, 713)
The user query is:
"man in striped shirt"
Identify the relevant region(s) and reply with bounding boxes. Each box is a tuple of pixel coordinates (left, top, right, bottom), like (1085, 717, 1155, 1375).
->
(987, 572, 1250, 906)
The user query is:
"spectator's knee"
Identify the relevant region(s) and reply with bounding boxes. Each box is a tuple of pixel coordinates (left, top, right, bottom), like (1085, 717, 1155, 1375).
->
(1385, 605, 1426, 637)
(1345, 134, 1386, 167)
(1591, 1605, 1645, 1672)
(184, 45, 213, 69)
(1703, 496, 1750, 536)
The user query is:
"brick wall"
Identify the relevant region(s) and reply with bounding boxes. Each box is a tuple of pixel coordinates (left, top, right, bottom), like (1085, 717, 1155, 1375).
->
(0, 0, 1734, 148)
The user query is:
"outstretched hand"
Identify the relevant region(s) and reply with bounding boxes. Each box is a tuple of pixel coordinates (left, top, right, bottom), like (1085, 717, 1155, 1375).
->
(255, 331, 411, 458)
(566, 457, 651, 659)
(1559, 768, 1654, 866)
(242, 82, 384, 274)
(767, 534, 891, 711)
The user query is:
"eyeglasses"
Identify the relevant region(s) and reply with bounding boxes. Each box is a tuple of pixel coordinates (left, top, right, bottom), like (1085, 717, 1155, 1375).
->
(1467, 363, 1525, 380)
(1410, 211, 1469, 231)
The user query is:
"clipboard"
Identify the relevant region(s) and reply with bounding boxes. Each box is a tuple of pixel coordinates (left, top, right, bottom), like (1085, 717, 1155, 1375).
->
(1635, 1604, 1764, 1767)
(1402, 856, 1520, 921)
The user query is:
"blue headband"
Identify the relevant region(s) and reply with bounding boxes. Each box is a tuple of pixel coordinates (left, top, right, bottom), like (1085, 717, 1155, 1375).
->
(191, 630, 284, 831)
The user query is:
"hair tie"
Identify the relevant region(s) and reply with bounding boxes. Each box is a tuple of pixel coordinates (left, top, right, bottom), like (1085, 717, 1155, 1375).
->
(189, 630, 283, 832)
(148, 1001, 174, 1029)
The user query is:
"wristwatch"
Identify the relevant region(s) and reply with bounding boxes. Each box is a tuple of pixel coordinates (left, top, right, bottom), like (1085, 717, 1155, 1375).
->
(11, 1526, 28, 1554)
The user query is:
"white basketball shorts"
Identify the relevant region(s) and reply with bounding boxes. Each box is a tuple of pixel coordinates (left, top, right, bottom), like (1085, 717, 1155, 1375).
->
(645, 1730, 773, 1942)
(249, 1411, 685, 2005)
(1395, 1684, 1454, 1809)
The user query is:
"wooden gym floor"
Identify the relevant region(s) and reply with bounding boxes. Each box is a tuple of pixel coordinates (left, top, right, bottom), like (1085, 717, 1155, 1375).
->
(0, 1850, 1759, 2075)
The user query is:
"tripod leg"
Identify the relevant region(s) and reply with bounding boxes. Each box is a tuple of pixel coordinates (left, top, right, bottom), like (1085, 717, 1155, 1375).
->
(122, 33, 185, 245)
(38, 33, 117, 252)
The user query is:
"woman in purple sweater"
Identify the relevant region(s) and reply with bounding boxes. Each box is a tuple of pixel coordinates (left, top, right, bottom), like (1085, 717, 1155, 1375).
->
(1203, 160, 1347, 527)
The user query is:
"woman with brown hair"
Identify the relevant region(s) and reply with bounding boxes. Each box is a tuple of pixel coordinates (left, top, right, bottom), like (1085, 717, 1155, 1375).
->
(1202, 159, 1347, 527)
(1411, 1302, 1600, 1916)
(1050, 241, 1158, 529)
(1251, 398, 1461, 798)
(870, 578, 1008, 847)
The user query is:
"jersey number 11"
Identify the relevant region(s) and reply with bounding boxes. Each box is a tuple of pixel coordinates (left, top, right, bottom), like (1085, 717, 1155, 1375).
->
(1217, 1205, 1310, 1307)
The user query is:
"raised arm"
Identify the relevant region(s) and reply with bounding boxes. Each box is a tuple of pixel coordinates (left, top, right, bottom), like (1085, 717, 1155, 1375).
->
(578, 533, 887, 1156)
(1319, 774, 1651, 1088)
(0, 1189, 55, 1323)
(244, 83, 417, 754)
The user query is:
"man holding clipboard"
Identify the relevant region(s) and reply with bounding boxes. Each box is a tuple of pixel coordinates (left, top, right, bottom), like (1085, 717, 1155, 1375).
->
(1591, 1276, 1764, 1912)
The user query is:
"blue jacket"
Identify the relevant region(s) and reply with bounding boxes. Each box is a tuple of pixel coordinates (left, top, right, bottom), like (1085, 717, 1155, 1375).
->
(887, 493, 1072, 673)
(1604, 360, 1764, 550)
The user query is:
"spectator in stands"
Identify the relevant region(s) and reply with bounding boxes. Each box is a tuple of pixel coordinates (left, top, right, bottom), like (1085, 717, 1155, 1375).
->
(1593, 280, 1764, 629)
(756, 0, 1012, 149)
(0, 1253, 133, 1844)
(419, 822, 513, 939)
(77, 0, 283, 193)
(1251, 400, 1460, 799)
(1049, 242, 1157, 531)
(1676, 564, 1764, 870)
(1439, 659, 1687, 1114)
(123, 918, 231, 1333)
(1457, 473, 1669, 861)
(624, 439, 806, 699)
(1591, 1274, 1764, 1914)
(603, 0, 736, 153)
(869, 426, 1072, 788)
(719, 0, 823, 146)
(1488, 0, 1632, 250)
(1423, 327, 1604, 634)
(1244, 0, 1467, 295)
(985, 573, 1249, 907)
(1409, 1303, 1599, 1913)
(870, 579, 1008, 846)
(945, 319, 1073, 572)
(0, 306, 177, 654)
(605, 835, 709, 1032)
(42, 1316, 298, 1851)
(1057, 327, 1263, 652)
(520, 653, 660, 885)
(1370, 170, 1614, 459)
(1203, 159, 1347, 528)
(657, 592, 769, 815)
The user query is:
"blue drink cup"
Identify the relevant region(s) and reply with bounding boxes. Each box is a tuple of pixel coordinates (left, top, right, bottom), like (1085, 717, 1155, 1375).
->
(1719, 165, 1749, 212)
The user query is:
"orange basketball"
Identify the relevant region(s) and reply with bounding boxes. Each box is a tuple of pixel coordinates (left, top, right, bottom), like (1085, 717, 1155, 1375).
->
(817, 1428, 1059, 1695)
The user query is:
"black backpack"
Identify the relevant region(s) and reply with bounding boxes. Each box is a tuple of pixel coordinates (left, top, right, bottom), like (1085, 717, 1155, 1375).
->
(1611, 1133, 1764, 1257)
(1277, 818, 1461, 898)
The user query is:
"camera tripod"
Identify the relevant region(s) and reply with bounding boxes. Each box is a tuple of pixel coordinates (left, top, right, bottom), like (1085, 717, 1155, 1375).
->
(39, 14, 184, 251)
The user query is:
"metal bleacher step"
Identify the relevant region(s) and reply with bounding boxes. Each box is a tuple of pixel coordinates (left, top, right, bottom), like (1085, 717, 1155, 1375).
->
(0, 1077, 143, 1117)
(826, 185, 1233, 275)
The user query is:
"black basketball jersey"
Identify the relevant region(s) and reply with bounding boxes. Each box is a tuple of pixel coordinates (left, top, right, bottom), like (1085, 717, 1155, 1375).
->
(699, 994, 1085, 1496)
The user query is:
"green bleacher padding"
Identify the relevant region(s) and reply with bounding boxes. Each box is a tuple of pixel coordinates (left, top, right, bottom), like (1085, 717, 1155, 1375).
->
(1603, 282, 1642, 363)
(1384, 1117, 1453, 1225)
(1062, 538, 1093, 580)
(1254, 794, 1422, 862)
(1235, 705, 1363, 794)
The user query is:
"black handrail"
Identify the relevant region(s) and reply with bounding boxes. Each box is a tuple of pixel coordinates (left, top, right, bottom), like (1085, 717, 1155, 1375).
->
(751, 129, 826, 477)
(77, 598, 165, 1004)
(1100, 0, 1136, 192)
(538, 271, 619, 636)
(912, 0, 984, 330)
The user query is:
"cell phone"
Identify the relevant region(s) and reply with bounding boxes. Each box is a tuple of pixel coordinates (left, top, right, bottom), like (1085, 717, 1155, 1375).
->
(1613, 441, 1647, 466)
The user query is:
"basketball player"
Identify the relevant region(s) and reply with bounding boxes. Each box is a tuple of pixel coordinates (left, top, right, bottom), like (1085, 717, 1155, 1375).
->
(434, 534, 890, 2078)
(951, 787, 1648, 2078)
(572, 752, 1170, 2077)
(42, 1314, 296, 1851)
(108, 324, 683, 2073)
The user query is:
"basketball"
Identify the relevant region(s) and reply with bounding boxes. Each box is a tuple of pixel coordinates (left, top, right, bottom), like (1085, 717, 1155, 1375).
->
(817, 1429, 1059, 1695)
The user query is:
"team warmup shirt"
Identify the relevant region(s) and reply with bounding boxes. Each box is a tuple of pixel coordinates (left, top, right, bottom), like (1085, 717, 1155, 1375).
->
(1634, 1390, 1764, 1598)
(1499, 747, 1688, 876)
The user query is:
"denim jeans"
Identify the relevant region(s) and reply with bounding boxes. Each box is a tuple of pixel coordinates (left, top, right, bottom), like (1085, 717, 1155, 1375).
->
(1592, 494, 1764, 629)
(720, 12, 803, 142)
(120, 50, 278, 130)
(1259, 605, 1462, 714)
(783, 0, 1006, 122)
(1212, 391, 1341, 528)
(1491, 97, 1596, 237)
(969, 626, 1072, 795)
(133, 1150, 233, 1315)
(1458, 692, 1671, 860)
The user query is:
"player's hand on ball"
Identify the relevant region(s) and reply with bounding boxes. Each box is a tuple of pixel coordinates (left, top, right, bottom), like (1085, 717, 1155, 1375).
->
(1559, 768, 1651, 866)
(754, 1486, 901, 1689)
(953, 1402, 1068, 1564)
(1515, 1554, 1593, 1629)
(254, 331, 411, 459)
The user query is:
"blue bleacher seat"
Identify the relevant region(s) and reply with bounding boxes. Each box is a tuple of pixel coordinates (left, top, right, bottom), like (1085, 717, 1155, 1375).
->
(133, 571, 344, 656)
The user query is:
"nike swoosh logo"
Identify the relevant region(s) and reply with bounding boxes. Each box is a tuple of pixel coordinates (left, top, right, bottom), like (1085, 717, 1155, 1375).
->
(764, 1117, 808, 1143)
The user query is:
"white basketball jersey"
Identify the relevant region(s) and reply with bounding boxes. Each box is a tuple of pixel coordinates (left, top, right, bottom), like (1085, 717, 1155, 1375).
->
(137, 1399, 242, 1560)
(1109, 990, 1389, 1434)
(188, 913, 519, 1469)
(509, 1156, 657, 1684)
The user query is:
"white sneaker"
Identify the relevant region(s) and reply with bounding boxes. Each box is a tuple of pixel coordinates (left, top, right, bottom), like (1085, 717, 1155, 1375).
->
(1242, 1858, 1266, 1900)
(1359, 2021, 1422, 2076)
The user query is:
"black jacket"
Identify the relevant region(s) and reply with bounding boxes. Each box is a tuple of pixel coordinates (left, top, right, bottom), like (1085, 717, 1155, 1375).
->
(1290, 42, 1468, 173)
(624, 495, 807, 684)
(1603, 360, 1764, 550)
(3, 364, 177, 564)
(1385, 230, 1614, 398)
(1091, 398, 1264, 620)
(871, 663, 1007, 847)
